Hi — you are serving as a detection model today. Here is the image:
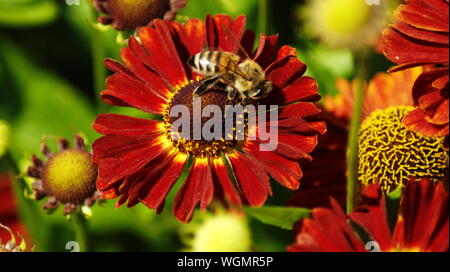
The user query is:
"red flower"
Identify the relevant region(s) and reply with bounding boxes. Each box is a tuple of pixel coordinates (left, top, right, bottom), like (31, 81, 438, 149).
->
(383, 0, 449, 143)
(288, 180, 449, 252)
(288, 68, 423, 208)
(0, 173, 27, 243)
(92, 15, 325, 223)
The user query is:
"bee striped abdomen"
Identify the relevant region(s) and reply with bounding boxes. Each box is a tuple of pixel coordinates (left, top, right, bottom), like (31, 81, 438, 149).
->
(188, 51, 240, 77)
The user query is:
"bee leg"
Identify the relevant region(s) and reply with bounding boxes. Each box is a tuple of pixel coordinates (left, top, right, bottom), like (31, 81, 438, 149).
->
(193, 76, 220, 96)
(226, 86, 237, 101)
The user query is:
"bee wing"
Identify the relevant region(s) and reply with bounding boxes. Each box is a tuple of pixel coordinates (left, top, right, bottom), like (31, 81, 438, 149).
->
(215, 58, 251, 81)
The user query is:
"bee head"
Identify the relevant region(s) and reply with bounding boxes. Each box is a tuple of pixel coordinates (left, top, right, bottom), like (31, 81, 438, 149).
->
(239, 60, 265, 81)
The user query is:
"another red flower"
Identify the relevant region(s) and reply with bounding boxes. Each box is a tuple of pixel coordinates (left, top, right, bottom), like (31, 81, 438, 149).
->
(383, 0, 449, 143)
(92, 15, 325, 223)
(288, 180, 449, 252)
(0, 173, 27, 243)
(288, 68, 423, 208)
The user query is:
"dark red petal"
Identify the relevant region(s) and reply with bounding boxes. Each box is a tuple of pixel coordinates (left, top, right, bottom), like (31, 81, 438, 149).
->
(173, 158, 213, 223)
(120, 47, 172, 100)
(288, 199, 366, 252)
(140, 154, 188, 210)
(227, 151, 269, 206)
(211, 158, 242, 205)
(287, 122, 347, 209)
(125, 152, 184, 208)
(274, 117, 321, 135)
(206, 14, 247, 54)
(279, 102, 322, 119)
(412, 68, 449, 103)
(395, 0, 449, 32)
(275, 45, 297, 61)
(420, 92, 449, 125)
(243, 142, 302, 190)
(278, 103, 326, 135)
(169, 19, 206, 58)
(241, 29, 256, 59)
(403, 107, 449, 137)
(392, 180, 449, 252)
(383, 28, 449, 66)
(272, 134, 318, 160)
(349, 196, 393, 251)
(266, 56, 307, 91)
(102, 73, 167, 115)
(253, 34, 279, 69)
(134, 20, 188, 87)
(393, 21, 449, 45)
(272, 76, 321, 105)
(93, 113, 160, 135)
(92, 134, 156, 162)
(93, 135, 166, 187)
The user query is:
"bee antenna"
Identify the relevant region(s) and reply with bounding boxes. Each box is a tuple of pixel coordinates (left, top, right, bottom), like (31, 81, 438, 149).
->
(222, 24, 251, 60)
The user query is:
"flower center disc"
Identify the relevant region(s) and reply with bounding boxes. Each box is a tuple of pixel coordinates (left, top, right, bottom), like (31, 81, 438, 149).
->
(164, 81, 242, 158)
(358, 106, 449, 193)
(42, 149, 97, 204)
(108, 0, 170, 29)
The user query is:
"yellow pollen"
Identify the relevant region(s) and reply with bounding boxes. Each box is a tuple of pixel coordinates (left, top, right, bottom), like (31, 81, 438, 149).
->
(42, 149, 97, 204)
(358, 106, 448, 194)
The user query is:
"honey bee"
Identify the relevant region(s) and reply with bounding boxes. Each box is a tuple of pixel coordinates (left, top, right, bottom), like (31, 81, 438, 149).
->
(187, 28, 273, 104)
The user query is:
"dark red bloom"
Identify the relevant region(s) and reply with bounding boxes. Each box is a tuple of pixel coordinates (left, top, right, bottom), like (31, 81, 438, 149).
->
(0, 173, 27, 243)
(288, 68, 422, 208)
(288, 180, 449, 252)
(92, 15, 325, 223)
(383, 0, 449, 142)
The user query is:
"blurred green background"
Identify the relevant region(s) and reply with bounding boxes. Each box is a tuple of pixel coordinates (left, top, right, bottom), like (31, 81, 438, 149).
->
(0, 0, 394, 252)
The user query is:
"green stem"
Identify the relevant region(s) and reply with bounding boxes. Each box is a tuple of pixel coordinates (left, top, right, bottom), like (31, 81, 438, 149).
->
(346, 50, 367, 214)
(88, 1, 106, 111)
(257, 0, 269, 34)
(92, 27, 106, 110)
(72, 212, 89, 252)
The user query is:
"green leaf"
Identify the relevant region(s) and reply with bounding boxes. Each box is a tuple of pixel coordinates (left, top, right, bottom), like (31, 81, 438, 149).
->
(178, 0, 259, 31)
(0, 35, 98, 251)
(0, 36, 97, 159)
(387, 185, 402, 202)
(245, 206, 310, 230)
(0, 0, 59, 27)
(300, 45, 354, 96)
(386, 185, 403, 232)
